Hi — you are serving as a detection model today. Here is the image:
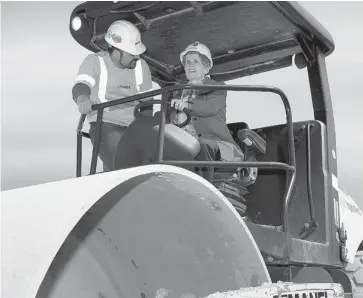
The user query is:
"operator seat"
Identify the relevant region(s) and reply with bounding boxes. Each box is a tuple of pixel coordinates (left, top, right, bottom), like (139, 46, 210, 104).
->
(114, 111, 201, 171)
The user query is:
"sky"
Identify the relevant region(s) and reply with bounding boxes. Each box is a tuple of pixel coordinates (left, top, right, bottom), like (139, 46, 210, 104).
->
(1, 2, 363, 206)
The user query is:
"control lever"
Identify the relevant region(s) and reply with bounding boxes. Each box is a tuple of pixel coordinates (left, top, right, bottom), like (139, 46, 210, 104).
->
(237, 129, 266, 155)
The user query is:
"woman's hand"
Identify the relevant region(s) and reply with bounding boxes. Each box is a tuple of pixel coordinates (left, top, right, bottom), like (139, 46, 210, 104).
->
(171, 98, 189, 111)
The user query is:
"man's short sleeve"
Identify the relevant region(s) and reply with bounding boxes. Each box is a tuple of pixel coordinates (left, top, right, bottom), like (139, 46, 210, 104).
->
(74, 54, 100, 89)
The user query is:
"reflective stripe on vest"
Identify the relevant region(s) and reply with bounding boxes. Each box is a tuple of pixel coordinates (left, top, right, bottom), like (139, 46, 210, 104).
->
(135, 60, 153, 95)
(98, 56, 108, 103)
(97, 56, 149, 111)
(135, 60, 143, 93)
(97, 56, 110, 112)
(74, 74, 96, 88)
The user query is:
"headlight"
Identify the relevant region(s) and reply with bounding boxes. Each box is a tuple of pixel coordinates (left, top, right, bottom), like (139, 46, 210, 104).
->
(71, 16, 82, 31)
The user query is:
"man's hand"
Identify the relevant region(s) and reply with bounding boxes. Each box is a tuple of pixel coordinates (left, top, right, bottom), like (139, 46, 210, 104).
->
(171, 98, 189, 111)
(76, 95, 93, 114)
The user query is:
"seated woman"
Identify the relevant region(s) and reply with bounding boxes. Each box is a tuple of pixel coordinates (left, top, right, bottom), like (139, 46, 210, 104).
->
(170, 41, 244, 182)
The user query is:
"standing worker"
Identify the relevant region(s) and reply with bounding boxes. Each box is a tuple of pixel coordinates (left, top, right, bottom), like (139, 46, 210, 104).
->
(72, 20, 153, 172)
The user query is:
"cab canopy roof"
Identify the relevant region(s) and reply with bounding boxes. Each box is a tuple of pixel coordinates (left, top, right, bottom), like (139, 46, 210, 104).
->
(70, 1, 335, 84)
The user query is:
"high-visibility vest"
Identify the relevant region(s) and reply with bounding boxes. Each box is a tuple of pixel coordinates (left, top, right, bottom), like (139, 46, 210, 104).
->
(74, 51, 153, 126)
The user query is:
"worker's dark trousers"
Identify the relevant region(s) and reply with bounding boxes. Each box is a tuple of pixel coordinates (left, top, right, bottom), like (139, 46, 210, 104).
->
(89, 122, 127, 172)
(194, 138, 221, 182)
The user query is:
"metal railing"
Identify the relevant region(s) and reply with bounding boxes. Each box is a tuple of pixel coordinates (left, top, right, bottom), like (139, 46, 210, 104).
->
(76, 84, 296, 232)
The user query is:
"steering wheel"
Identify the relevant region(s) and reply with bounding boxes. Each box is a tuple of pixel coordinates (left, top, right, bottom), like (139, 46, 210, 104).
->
(133, 99, 192, 128)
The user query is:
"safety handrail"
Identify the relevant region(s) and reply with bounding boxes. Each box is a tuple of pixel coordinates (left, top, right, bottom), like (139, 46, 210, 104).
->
(77, 84, 296, 232)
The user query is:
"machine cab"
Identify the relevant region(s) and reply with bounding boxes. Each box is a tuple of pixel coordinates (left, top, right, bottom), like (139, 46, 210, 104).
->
(70, 1, 362, 278)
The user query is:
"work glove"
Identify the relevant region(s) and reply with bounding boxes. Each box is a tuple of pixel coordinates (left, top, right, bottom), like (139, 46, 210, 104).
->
(77, 96, 93, 114)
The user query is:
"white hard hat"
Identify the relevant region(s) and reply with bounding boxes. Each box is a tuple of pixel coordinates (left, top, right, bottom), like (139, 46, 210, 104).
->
(104, 20, 146, 56)
(180, 41, 213, 68)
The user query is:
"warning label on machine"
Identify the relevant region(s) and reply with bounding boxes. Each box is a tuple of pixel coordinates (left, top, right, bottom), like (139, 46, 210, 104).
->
(272, 291, 328, 298)
(204, 282, 344, 298)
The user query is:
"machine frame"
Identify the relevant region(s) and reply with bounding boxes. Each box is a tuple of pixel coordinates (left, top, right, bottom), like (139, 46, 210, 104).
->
(70, 0, 358, 291)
